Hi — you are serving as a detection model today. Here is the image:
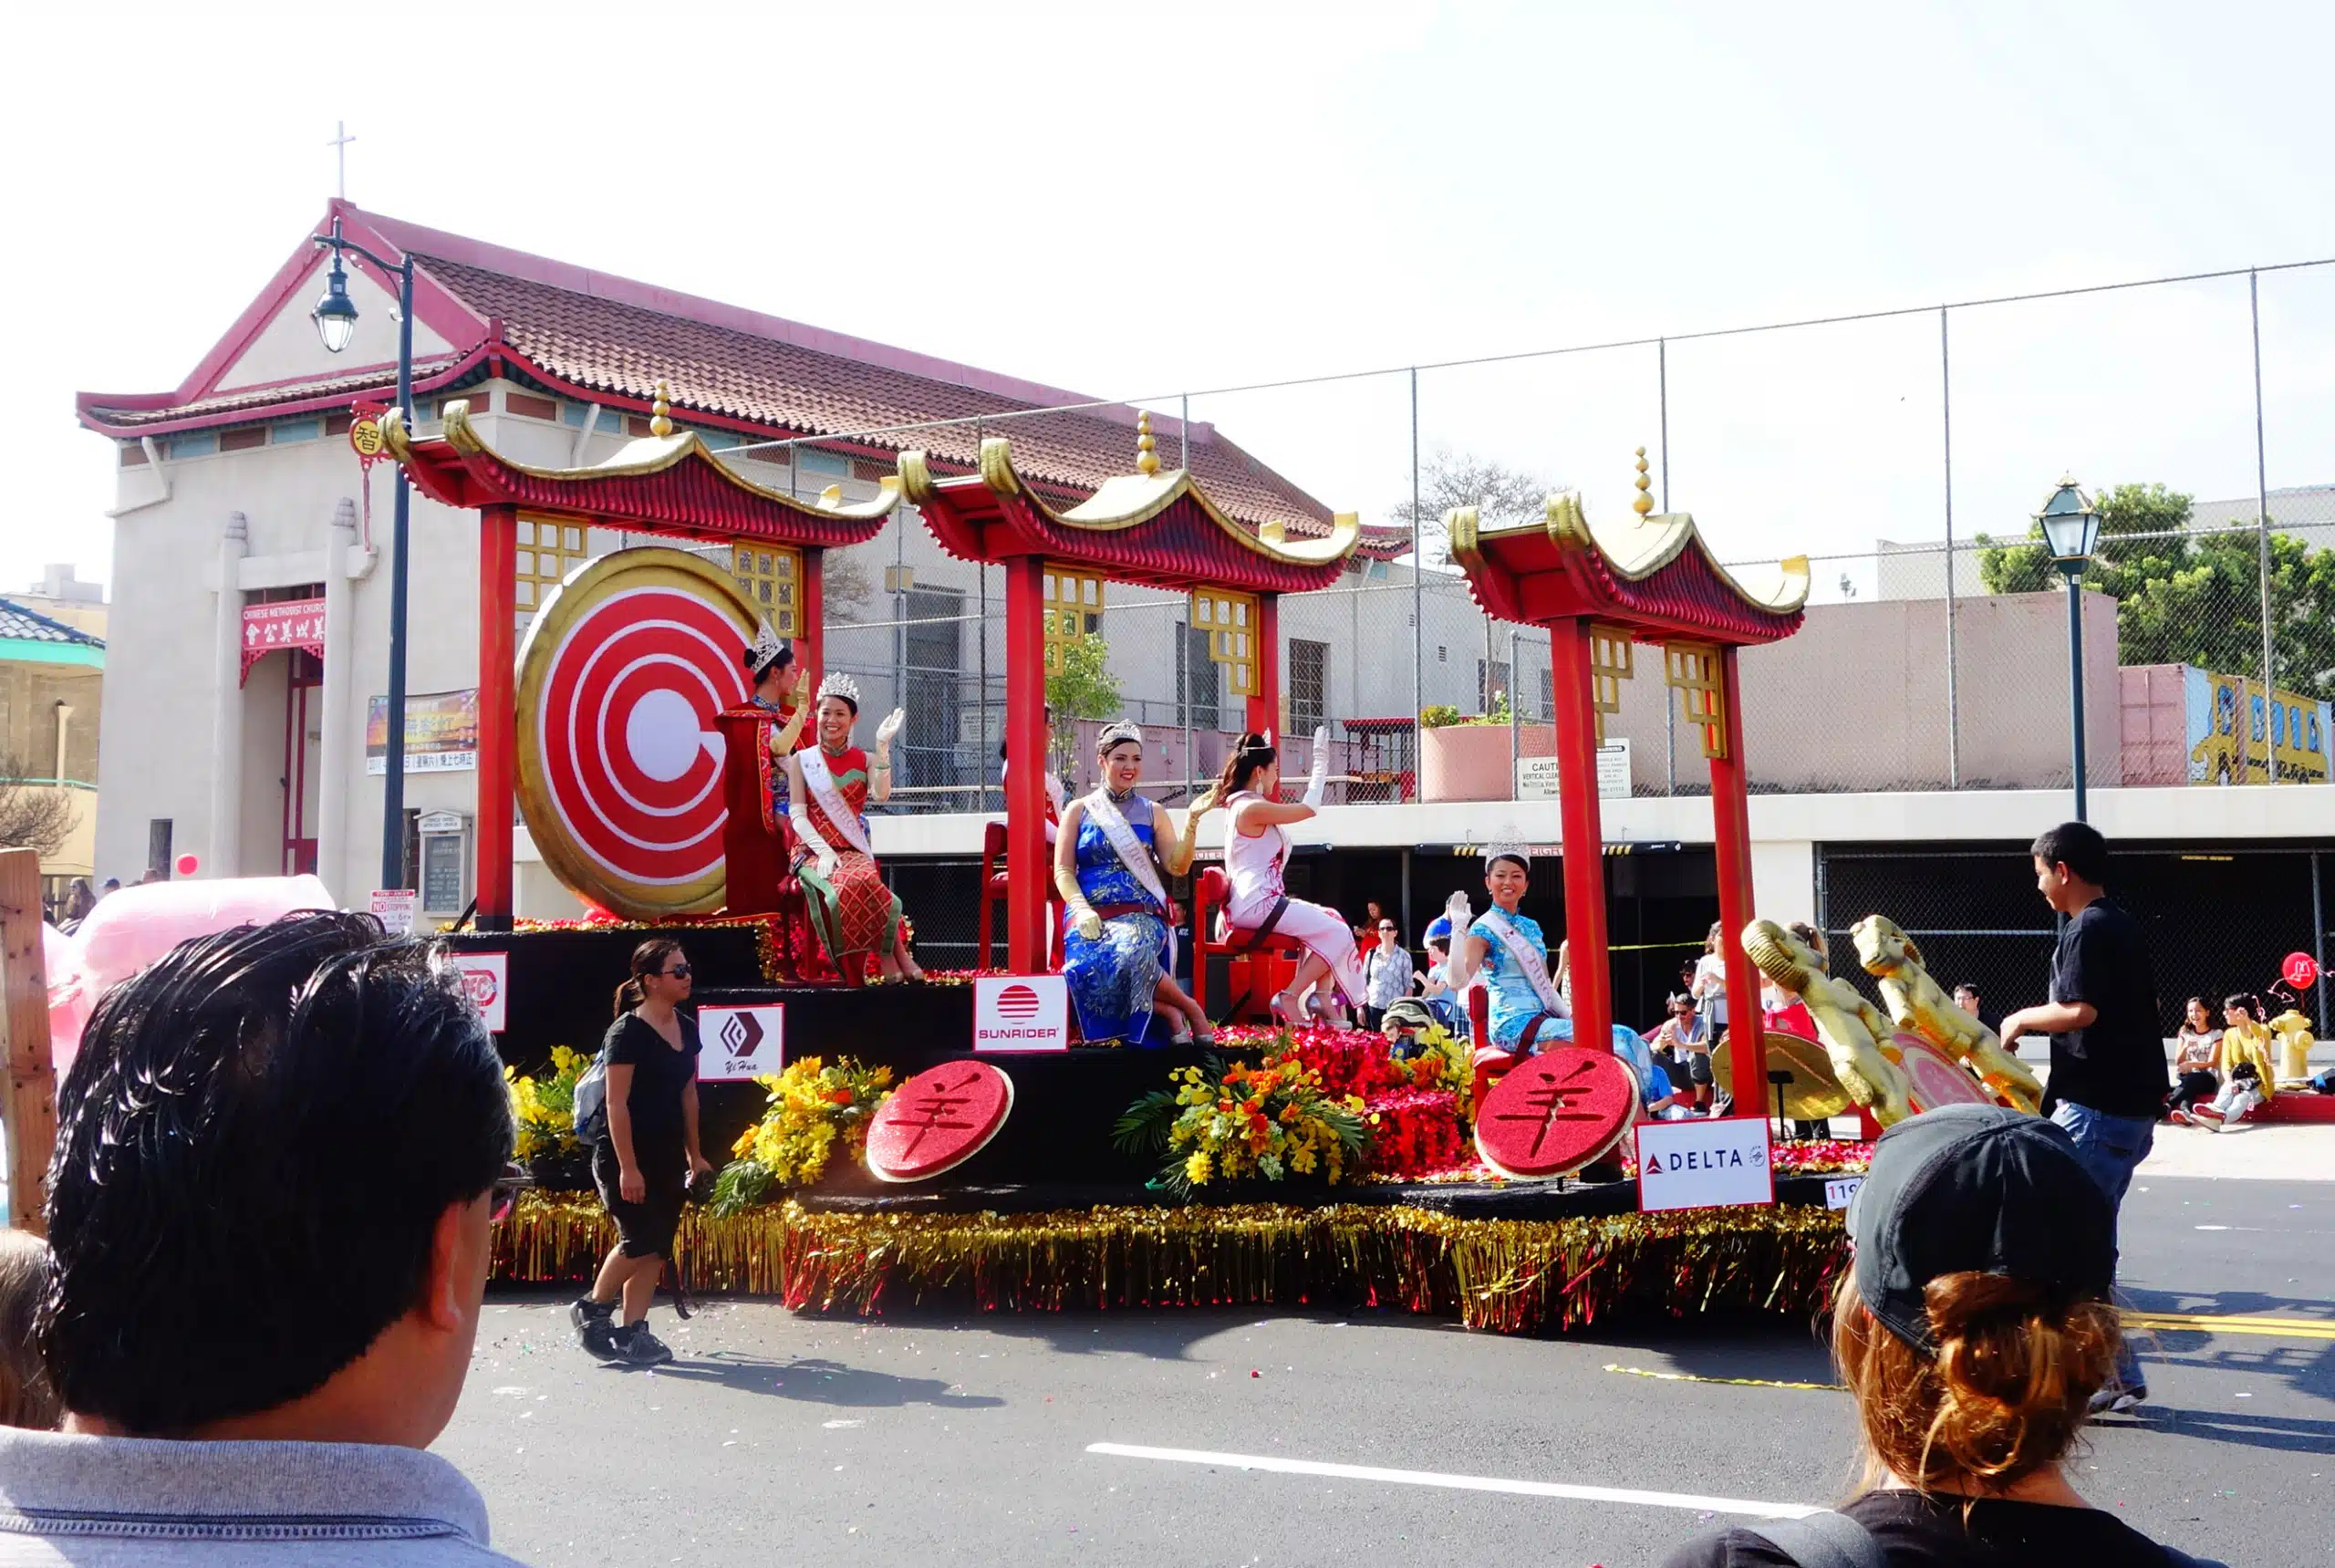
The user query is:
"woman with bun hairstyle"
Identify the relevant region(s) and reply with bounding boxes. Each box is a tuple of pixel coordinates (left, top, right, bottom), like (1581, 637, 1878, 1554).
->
(1665, 1104, 2216, 1567)
(570, 938, 711, 1368)
(1212, 728, 1365, 1026)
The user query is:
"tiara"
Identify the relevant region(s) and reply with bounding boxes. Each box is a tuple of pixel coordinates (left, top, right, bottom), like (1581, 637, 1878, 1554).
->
(815, 670, 861, 707)
(1097, 721, 1144, 750)
(1481, 842, 1533, 865)
(748, 618, 789, 676)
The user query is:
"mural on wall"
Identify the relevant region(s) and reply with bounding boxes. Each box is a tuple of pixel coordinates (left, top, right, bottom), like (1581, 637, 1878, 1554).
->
(2187, 668, 2331, 785)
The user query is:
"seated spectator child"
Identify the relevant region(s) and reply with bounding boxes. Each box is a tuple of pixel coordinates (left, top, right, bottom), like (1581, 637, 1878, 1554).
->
(1663, 1106, 2221, 1568)
(0, 1230, 57, 1429)
(2165, 996, 2222, 1121)
(2186, 993, 2276, 1130)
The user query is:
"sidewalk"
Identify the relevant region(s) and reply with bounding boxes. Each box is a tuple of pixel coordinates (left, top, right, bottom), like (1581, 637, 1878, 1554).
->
(2138, 1119, 2335, 1181)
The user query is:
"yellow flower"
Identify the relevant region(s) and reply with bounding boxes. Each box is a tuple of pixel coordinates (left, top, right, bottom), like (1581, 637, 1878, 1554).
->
(1185, 1150, 1213, 1185)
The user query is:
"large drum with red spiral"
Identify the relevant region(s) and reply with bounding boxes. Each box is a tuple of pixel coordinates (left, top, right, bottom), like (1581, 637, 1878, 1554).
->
(515, 547, 761, 919)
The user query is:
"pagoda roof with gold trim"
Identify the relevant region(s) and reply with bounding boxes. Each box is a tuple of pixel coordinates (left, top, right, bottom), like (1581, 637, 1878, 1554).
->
(900, 413, 1361, 595)
(386, 386, 901, 548)
(1448, 451, 1809, 646)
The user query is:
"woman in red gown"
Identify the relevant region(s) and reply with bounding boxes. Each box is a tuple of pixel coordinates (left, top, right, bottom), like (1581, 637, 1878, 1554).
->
(782, 671, 922, 984)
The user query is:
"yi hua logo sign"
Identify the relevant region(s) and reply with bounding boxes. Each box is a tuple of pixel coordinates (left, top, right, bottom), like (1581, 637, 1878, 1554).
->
(973, 975, 1068, 1051)
(453, 951, 507, 1033)
(700, 1004, 785, 1082)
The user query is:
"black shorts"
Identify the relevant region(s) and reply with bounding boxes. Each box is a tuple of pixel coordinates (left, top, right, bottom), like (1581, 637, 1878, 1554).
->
(591, 1138, 687, 1260)
(1685, 1051, 1715, 1085)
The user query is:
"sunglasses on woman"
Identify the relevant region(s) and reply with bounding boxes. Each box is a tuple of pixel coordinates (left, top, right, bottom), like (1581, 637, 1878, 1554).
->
(489, 1161, 529, 1225)
(661, 964, 692, 980)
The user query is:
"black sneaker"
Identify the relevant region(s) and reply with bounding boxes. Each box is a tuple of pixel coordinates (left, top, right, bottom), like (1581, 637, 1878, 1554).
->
(611, 1322, 673, 1367)
(570, 1297, 617, 1360)
(2088, 1382, 2147, 1415)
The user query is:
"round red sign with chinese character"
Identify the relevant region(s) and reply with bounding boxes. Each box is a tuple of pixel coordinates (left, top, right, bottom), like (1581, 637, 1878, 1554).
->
(866, 1061, 1015, 1183)
(2283, 952, 2319, 991)
(1895, 1033, 1994, 1115)
(1473, 1046, 1638, 1179)
(515, 548, 762, 919)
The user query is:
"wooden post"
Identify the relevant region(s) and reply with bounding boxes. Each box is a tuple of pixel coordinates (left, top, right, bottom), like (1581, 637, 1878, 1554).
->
(1549, 618, 1613, 1055)
(474, 504, 518, 929)
(1003, 556, 1050, 972)
(1707, 646, 1768, 1117)
(0, 848, 57, 1232)
(1248, 592, 1282, 742)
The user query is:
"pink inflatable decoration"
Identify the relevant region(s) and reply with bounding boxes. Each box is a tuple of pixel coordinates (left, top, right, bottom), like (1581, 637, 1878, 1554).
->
(73, 875, 337, 994)
(42, 922, 95, 1077)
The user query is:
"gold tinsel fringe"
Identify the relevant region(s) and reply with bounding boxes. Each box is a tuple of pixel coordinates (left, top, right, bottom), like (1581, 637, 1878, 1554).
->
(493, 1193, 1845, 1335)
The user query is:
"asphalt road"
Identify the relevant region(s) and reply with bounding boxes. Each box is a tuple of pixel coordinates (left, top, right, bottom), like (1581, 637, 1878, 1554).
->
(439, 1176, 2335, 1568)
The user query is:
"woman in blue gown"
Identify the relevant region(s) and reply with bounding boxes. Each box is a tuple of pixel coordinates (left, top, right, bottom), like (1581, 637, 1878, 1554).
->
(1052, 723, 1213, 1046)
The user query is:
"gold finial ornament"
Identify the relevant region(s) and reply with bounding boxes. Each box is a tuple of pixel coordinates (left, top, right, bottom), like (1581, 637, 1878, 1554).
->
(649, 380, 674, 439)
(1135, 410, 1160, 477)
(1631, 446, 1654, 516)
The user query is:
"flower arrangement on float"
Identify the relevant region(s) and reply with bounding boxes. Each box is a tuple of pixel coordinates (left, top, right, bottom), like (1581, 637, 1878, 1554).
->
(710, 1055, 894, 1214)
(1114, 1053, 1369, 1197)
(505, 1045, 593, 1188)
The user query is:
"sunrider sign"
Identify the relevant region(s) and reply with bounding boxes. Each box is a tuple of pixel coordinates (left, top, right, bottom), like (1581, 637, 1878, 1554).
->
(973, 974, 1070, 1051)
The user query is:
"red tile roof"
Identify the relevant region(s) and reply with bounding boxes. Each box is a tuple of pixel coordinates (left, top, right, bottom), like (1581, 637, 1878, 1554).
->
(419, 255, 1335, 537)
(78, 203, 1345, 540)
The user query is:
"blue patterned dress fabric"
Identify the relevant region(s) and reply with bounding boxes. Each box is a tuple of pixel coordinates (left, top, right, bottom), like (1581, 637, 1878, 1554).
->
(1063, 811, 1169, 1046)
(1470, 910, 1559, 1053)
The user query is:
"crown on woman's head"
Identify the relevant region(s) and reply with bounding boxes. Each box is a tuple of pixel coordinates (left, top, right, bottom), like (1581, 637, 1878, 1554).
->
(815, 670, 862, 707)
(1481, 842, 1534, 867)
(748, 618, 789, 678)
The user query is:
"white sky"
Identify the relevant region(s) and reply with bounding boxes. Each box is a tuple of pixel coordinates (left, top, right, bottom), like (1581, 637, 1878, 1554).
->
(5, 1, 2331, 602)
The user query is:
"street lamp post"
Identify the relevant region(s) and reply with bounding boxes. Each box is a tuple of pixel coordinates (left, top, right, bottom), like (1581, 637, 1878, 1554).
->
(312, 214, 417, 893)
(2036, 476, 2102, 822)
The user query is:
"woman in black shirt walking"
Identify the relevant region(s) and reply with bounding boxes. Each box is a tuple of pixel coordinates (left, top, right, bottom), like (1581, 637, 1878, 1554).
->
(570, 939, 711, 1366)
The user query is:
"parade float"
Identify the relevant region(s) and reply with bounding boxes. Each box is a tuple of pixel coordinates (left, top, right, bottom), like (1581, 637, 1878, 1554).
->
(382, 394, 1887, 1334)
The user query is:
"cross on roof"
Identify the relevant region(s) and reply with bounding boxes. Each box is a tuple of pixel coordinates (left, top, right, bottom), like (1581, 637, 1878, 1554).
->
(327, 121, 356, 200)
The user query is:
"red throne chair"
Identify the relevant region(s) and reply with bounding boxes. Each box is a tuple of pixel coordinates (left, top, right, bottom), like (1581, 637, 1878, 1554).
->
(1466, 986, 1517, 1122)
(1191, 866, 1311, 1023)
(978, 821, 1064, 971)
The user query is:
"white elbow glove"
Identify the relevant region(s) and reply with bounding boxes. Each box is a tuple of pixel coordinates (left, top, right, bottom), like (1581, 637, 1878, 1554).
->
(1302, 725, 1331, 807)
(789, 806, 839, 878)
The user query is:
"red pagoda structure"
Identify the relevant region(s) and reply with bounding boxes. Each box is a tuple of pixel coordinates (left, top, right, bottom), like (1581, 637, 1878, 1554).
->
(903, 415, 1362, 973)
(1448, 451, 1810, 1113)
(388, 388, 902, 928)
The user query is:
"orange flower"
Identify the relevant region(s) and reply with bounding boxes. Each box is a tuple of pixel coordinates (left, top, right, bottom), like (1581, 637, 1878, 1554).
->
(826, 1088, 855, 1105)
(1278, 1104, 1301, 1125)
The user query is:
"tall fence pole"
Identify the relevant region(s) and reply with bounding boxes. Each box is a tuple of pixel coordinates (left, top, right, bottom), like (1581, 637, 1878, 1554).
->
(2249, 270, 2276, 759)
(1410, 368, 1423, 803)
(1941, 306, 1961, 789)
(1181, 394, 1195, 804)
(2313, 849, 2329, 1036)
(1659, 337, 1676, 797)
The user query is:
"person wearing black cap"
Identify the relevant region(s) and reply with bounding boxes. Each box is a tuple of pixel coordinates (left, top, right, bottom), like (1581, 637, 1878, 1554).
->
(1996, 820, 2169, 1412)
(1664, 1105, 2217, 1568)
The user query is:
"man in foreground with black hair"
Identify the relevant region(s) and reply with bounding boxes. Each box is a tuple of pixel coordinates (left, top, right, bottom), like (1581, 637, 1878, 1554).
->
(1997, 819, 2170, 1415)
(1, 912, 530, 1565)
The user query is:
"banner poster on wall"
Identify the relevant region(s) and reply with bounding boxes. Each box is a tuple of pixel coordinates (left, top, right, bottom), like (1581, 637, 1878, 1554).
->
(367, 690, 481, 775)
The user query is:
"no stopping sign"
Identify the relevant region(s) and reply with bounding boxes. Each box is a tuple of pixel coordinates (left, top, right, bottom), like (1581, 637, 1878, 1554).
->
(516, 547, 761, 919)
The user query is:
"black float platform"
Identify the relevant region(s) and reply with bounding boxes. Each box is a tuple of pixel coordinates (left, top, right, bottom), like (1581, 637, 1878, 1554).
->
(450, 924, 1276, 1188)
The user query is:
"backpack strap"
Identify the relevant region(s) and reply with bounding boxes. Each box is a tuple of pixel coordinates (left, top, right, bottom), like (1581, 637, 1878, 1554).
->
(1735, 1511, 1887, 1568)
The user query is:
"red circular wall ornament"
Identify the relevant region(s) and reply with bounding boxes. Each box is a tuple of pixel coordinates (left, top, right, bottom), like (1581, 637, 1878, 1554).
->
(2283, 951, 2319, 991)
(866, 1061, 1015, 1183)
(514, 548, 760, 919)
(1473, 1046, 1638, 1179)
(1895, 1033, 1994, 1115)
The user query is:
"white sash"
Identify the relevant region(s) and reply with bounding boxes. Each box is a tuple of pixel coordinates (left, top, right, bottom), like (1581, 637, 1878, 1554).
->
(798, 746, 873, 857)
(1081, 788, 1168, 910)
(1479, 906, 1568, 1017)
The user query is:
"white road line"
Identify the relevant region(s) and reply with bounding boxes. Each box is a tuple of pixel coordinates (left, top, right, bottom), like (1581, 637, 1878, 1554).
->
(1085, 1442, 1820, 1519)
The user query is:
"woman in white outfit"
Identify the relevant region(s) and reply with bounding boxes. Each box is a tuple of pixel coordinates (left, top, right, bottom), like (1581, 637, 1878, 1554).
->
(1215, 730, 1365, 1027)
